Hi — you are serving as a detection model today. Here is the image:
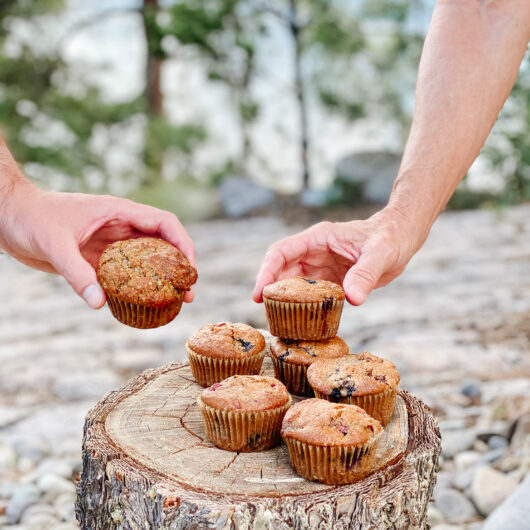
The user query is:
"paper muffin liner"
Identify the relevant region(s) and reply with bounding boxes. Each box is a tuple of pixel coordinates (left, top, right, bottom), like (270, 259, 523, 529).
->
(105, 292, 185, 329)
(312, 387, 398, 426)
(283, 434, 380, 484)
(197, 396, 291, 452)
(271, 356, 313, 397)
(187, 344, 266, 387)
(263, 297, 344, 340)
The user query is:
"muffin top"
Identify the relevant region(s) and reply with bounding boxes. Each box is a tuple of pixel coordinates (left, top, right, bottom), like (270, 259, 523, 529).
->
(187, 322, 265, 359)
(200, 375, 290, 411)
(97, 238, 197, 306)
(262, 276, 345, 303)
(307, 351, 400, 398)
(281, 398, 382, 446)
(270, 336, 350, 366)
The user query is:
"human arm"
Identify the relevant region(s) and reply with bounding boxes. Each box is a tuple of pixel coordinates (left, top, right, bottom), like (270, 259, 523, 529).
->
(254, 0, 530, 305)
(0, 139, 196, 308)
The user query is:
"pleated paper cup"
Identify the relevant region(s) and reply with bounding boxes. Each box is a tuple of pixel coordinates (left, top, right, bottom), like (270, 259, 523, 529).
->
(271, 356, 313, 397)
(263, 297, 344, 340)
(187, 343, 266, 387)
(197, 396, 291, 452)
(312, 387, 398, 426)
(282, 434, 381, 484)
(105, 292, 185, 329)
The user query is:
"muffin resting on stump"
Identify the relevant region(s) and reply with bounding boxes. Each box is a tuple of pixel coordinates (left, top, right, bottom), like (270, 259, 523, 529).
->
(307, 351, 400, 426)
(186, 322, 266, 387)
(281, 399, 382, 484)
(198, 375, 291, 452)
(96, 237, 197, 329)
(263, 277, 345, 340)
(269, 336, 350, 396)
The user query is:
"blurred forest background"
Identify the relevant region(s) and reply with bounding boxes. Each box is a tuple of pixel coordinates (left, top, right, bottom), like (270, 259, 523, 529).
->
(1, 0, 529, 221)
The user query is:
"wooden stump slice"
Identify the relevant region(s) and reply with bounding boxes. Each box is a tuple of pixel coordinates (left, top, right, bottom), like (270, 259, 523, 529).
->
(76, 359, 441, 529)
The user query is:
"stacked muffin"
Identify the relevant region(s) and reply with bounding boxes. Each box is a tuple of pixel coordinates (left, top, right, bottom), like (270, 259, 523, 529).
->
(263, 277, 400, 484)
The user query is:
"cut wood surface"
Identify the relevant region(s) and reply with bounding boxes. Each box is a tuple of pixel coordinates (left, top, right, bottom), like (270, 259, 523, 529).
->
(76, 358, 441, 529)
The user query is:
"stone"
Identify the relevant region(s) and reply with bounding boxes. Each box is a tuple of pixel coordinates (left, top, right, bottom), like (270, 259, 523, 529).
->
(6, 484, 39, 524)
(460, 379, 482, 398)
(441, 429, 476, 458)
(487, 435, 508, 451)
(454, 451, 481, 471)
(453, 468, 476, 491)
(0, 444, 16, 472)
(431, 525, 465, 530)
(22, 513, 59, 530)
(34, 458, 74, 482)
(433, 471, 454, 497)
(37, 473, 75, 497)
(52, 371, 120, 401)
(54, 492, 76, 521)
(427, 504, 445, 527)
(219, 176, 275, 218)
(510, 414, 530, 455)
(334, 150, 401, 203)
(482, 473, 530, 530)
(20, 503, 57, 522)
(470, 466, 518, 516)
(434, 488, 477, 523)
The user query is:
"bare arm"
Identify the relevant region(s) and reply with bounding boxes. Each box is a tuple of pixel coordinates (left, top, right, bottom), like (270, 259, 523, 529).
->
(0, 139, 196, 308)
(254, 0, 530, 305)
(389, 0, 530, 249)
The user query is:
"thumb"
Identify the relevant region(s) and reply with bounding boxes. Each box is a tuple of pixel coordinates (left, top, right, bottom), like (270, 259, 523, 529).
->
(49, 239, 106, 309)
(343, 251, 385, 306)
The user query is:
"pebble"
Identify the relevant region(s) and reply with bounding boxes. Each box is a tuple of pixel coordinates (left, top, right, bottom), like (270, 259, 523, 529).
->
(0, 444, 16, 473)
(52, 372, 120, 401)
(487, 435, 508, 451)
(23, 513, 59, 529)
(441, 430, 476, 459)
(460, 379, 482, 398)
(510, 414, 530, 455)
(427, 504, 445, 526)
(33, 458, 74, 482)
(454, 451, 481, 471)
(470, 466, 518, 516)
(434, 488, 477, 523)
(54, 491, 76, 521)
(6, 484, 39, 524)
(20, 502, 57, 522)
(37, 473, 76, 498)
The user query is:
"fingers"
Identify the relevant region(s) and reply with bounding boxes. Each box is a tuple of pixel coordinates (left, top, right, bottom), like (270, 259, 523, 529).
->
(49, 237, 106, 309)
(253, 236, 309, 302)
(184, 288, 194, 303)
(342, 249, 386, 306)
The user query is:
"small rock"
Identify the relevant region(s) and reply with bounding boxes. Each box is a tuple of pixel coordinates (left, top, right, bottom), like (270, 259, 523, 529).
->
(23, 513, 59, 530)
(483, 473, 530, 530)
(433, 471, 454, 497)
(0, 444, 16, 472)
(12, 438, 49, 462)
(460, 379, 482, 398)
(37, 474, 75, 497)
(510, 414, 530, 455)
(21, 503, 57, 522)
(453, 468, 476, 491)
(470, 466, 518, 516)
(219, 176, 275, 218)
(431, 525, 465, 530)
(441, 430, 476, 458)
(34, 458, 74, 482)
(54, 492, 76, 521)
(434, 488, 477, 523)
(477, 447, 506, 465)
(487, 435, 508, 451)
(427, 504, 445, 526)
(6, 484, 39, 524)
(454, 451, 481, 471)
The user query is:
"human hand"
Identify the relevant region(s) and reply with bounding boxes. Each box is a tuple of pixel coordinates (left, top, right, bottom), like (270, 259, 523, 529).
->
(253, 208, 419, 306)
(0, 183, 196, 309)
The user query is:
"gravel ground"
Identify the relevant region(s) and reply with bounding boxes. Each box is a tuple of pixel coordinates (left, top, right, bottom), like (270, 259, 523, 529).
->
(1, 206, 529, 529)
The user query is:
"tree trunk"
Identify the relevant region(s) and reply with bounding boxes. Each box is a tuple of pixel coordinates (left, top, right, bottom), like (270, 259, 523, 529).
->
(142, 0, 162, 117)
(289, 0, 310, 191)
(76, 358, 441, 529)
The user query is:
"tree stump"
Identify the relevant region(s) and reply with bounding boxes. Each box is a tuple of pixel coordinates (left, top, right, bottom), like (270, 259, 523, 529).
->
(76, 358, 441, 529)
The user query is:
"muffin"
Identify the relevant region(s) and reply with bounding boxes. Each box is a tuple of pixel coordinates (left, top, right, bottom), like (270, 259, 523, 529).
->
(198, 375, 291, 452)
(263, 277, 345, 340)
(307, 351, 400, 426)
(96, 237, 197, 329)
(186, 322, 266, 387)
(281, 399, 382, 484)
(270, 336, 350, 396)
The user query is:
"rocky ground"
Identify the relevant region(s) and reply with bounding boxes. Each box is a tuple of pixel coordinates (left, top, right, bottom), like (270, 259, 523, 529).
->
(1, 206, 529, 529)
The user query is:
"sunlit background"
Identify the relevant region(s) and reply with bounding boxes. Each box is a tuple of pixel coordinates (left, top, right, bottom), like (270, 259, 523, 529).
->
(1, 1, 529, 529)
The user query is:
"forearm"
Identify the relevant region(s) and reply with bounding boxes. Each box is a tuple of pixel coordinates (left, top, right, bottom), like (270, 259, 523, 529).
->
(386, 0, 530, 248)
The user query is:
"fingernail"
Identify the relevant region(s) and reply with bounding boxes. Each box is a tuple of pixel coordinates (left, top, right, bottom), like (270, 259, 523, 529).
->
(83, 285, 105, 309)
(347, 286, 367, 306)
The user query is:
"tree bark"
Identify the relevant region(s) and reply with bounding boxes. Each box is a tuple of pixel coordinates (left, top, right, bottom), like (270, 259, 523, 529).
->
(76, 358, 441, 529)
(142, 0, 163, 117)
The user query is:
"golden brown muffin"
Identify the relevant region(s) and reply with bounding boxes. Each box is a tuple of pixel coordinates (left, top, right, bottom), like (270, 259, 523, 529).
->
(198, 375, 291, 452)
(96, 237, 197, 328)
(262, 277, 345, 339)
(307, 351, 400, 425)
(186, 322, 266, 387)
(281, 398, 382, 484)
(270, 336, 350, 396)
